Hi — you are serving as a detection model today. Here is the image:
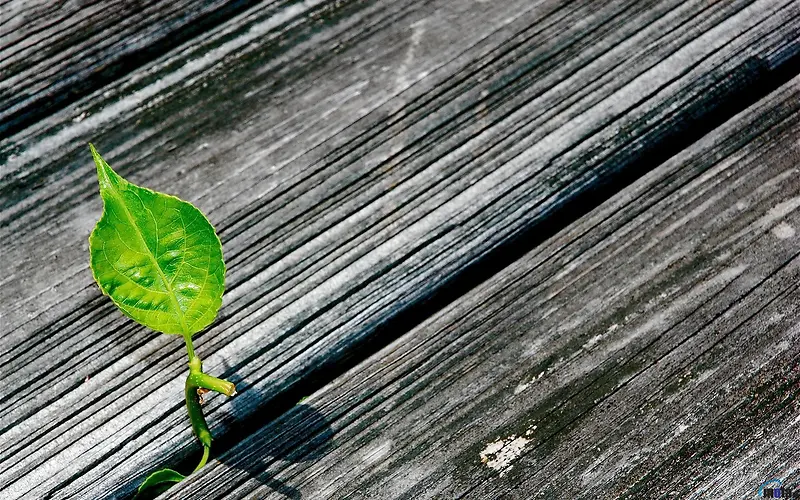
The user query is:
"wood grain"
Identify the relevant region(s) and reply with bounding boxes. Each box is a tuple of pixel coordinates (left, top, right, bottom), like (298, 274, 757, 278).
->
(0, 0, 798, 497)
(168, 74, 800, 499)
(0, 0, 268, 138)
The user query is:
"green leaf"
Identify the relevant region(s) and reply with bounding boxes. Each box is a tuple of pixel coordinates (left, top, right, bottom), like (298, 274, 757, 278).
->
(134, 468, 185, 499)
(88, 144, 225, 335)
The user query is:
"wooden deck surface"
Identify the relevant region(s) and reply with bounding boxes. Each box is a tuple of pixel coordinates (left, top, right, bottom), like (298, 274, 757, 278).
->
(2, 0, 800, 498)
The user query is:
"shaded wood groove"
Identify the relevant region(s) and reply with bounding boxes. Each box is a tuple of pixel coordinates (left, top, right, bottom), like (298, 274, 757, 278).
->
(0, 0, 276, 139)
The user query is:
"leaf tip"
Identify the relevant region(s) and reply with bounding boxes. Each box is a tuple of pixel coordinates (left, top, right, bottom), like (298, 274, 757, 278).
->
(88, 143, 103, 169)
(89, 144, 121, 191)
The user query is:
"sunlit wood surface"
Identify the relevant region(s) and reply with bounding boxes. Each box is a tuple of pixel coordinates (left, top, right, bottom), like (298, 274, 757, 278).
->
(1, 0, 799, 498)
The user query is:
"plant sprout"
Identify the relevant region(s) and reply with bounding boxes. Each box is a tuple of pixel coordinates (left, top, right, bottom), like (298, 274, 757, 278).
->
(87, 144, 234, 497)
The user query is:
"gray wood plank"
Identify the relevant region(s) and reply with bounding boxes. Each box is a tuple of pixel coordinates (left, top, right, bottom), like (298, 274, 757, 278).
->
(0, 0, 272, 138)
(1, 0, 799, 498)
(167, 74, 800, 499)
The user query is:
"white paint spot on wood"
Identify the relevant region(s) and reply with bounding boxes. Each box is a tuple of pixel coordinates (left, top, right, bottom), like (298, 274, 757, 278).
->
(514, 372, 544, 394)
(583, 334, 603, 350)
(480, 434, 530, 475)
(771, 221, 795, 239)
(513, 382, 530, 395)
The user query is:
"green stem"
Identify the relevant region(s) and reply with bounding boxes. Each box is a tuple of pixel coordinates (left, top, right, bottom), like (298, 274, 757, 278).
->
(185, 372, 212, 448)
(181, 334, 236, 469)
(188, 372, 237, 396)
(193, 445, 210, 474)
(183, 333, 196, 361)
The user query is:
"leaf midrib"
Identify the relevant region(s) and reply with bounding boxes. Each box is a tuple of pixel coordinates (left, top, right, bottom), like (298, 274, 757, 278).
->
(104, 174, 191, 336)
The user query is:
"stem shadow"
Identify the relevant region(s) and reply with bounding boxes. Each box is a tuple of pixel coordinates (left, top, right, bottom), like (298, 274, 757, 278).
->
(217, 372, 334, 499)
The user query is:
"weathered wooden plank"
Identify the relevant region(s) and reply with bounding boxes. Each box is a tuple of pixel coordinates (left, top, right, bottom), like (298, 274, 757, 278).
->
(1, 0, 798, 498)
(0, 0, 270, 138)
(167, 74, 800, 499)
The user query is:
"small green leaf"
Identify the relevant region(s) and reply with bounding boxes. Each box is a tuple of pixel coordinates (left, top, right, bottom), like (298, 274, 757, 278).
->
(88, 144, 225, 335)
(134, 468, 185, 499)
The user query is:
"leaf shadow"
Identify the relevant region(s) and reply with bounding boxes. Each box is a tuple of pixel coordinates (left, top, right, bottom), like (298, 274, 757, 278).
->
(218, 370, 334, 499)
